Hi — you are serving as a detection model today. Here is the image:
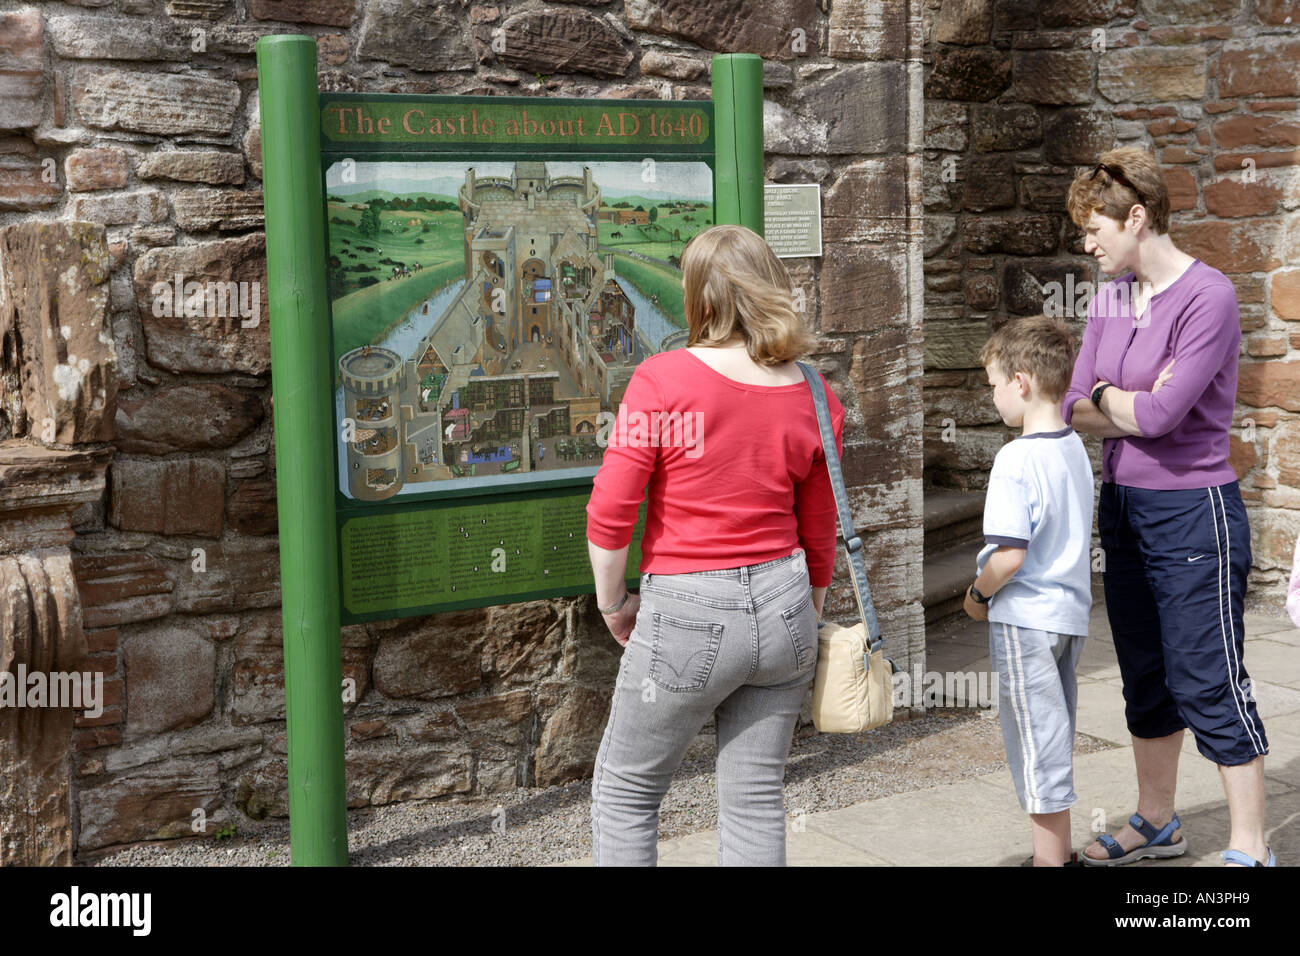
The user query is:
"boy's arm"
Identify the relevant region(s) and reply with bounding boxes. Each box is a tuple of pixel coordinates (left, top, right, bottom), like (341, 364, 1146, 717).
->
(967, 461, 1035, 619)
(1287, 531, 1300, 631)
(965, 544, 1026, 622)
(974, 545, 1027, 597)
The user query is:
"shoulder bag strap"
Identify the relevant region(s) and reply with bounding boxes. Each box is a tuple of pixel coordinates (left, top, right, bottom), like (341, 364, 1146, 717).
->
(795, 361, 883, 648)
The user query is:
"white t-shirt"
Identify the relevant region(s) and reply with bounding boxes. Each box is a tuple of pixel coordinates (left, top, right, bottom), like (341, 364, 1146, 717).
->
(975, 426, 1094, 637)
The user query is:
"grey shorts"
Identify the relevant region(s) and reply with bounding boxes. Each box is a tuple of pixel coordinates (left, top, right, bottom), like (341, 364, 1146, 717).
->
(988, 622, 1085, 815)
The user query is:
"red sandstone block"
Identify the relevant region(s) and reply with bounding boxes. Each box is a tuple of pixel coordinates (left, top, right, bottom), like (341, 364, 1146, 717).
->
(84, 628, 119, 653)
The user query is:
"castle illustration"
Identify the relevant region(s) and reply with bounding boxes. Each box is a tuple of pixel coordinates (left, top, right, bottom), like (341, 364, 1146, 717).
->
(340, 161, 649, 501)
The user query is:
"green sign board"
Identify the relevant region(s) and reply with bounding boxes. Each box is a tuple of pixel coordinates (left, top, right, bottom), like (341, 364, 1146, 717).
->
(319, 93, 718, 623)
(338, 491, 647, 623)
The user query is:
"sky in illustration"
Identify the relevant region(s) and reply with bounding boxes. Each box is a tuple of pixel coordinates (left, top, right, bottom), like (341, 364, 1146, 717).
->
(325, 160, 712, 201)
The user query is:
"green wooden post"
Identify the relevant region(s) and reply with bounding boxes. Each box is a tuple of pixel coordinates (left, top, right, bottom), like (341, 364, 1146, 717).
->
(711, 53, 765, 234)
(255, 34, 348, 866)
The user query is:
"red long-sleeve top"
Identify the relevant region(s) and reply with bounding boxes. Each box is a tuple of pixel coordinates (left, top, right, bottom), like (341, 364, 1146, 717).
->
(585, 348, 845, 588)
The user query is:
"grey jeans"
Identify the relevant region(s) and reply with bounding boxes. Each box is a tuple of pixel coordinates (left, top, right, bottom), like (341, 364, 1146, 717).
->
(590, 548, 818, 866)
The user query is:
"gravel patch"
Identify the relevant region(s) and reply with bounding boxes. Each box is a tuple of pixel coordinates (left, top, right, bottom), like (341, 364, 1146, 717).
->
(80, 709, 1113, 867)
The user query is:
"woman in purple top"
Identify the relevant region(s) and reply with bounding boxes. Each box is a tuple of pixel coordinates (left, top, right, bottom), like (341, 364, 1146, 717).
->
(1062, 147, 1272, 867)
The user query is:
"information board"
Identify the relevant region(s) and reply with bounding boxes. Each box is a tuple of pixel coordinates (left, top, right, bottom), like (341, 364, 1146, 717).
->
(319, 93, 714, 622)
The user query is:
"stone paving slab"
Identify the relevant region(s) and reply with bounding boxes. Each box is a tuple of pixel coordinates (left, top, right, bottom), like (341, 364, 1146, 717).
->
(1241, 639, 1300, 690)
(555, 608, 1300, 866)
(656, 823, 893, 867)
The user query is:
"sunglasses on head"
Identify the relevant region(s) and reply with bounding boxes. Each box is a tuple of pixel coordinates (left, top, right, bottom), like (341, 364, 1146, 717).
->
(1090, 162, 1147, 208)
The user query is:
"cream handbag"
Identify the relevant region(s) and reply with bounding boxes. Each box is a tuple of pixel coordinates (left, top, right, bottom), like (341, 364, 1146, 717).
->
(796, 362, 894, 734)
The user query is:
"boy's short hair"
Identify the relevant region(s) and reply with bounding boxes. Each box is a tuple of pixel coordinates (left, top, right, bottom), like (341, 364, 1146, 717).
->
(979, 316, 1076, 403)
(1066, 145, 1171, 235)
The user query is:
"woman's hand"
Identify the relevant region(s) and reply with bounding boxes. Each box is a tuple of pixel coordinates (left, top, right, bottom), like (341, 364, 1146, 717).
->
(602, 591, 640, 647)
(1152, 358, 1175, 393)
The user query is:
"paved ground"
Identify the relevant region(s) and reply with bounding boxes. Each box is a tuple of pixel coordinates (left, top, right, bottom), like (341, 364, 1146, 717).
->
(556, 600, 1300, 866)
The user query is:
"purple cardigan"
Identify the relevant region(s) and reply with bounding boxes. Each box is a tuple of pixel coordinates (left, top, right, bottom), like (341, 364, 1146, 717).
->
(1060, 259, 1240, 490)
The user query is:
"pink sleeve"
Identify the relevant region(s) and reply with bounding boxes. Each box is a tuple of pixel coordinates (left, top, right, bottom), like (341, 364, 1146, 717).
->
(794, 381, 844, 588)
(1131, 283, 1239, 438)
(585, 365, 662, 550)
(1128, 280, 1237, 437)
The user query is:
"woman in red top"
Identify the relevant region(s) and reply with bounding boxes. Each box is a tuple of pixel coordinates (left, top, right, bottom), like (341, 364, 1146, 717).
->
(586, 224, 844, 865)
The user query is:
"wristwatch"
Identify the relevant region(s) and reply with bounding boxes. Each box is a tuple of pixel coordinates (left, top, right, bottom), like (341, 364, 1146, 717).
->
(968, 584, 992, 605)
(597, 590, 630, 614)
(1091, 382, 1111, 406)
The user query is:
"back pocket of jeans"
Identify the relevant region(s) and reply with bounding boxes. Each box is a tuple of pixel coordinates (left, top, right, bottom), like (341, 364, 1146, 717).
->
(648, 612, 723, 693)
(781, 591, 817, 671)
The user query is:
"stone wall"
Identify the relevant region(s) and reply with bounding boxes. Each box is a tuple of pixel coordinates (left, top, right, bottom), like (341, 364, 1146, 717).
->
(920, 0, 1300, 607)
(0, 220, 116, 864)
(0, 0, 926, 856)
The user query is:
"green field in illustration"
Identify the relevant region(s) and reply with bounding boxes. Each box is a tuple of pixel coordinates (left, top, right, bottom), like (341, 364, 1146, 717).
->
(325, 201, 462, 292)
(325, 186, 707, 362)
(595, 197, 714, 261)
(325, 198, 466, 369)
(330, 259, 464, 370)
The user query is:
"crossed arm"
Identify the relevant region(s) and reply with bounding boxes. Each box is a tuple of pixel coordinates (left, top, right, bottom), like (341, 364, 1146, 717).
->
(1069, 359, 1176, 439)
(1071, 394, 1134, 438)
(1067, 282, 1238, 441)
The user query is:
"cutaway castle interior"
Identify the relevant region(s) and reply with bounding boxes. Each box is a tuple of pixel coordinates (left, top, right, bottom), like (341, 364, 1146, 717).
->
(340, 161, 659, 500)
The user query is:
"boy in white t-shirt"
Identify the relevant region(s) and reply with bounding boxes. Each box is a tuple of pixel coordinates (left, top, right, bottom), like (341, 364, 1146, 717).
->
(964, 316, 1094, 867)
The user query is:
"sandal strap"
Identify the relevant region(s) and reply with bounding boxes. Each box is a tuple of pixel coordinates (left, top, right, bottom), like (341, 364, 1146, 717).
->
(1129, 812, 1180, 847)
(1095, 834, 1125, 858)
(1222, 849, 1263, 867)
(1128, 813, 1159, 841)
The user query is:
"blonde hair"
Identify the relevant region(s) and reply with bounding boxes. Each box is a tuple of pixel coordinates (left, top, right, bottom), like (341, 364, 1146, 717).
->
(680, 224, 816, 366)
(979, 316, 1076, 403)
(1066, 145, 1171, 235)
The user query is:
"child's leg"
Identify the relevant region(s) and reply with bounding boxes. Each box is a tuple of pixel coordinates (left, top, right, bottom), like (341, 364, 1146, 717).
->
(1031, 809, 1072, 865)
(989, 623, 1080, 856)
(1030, 632, 1086, 865)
